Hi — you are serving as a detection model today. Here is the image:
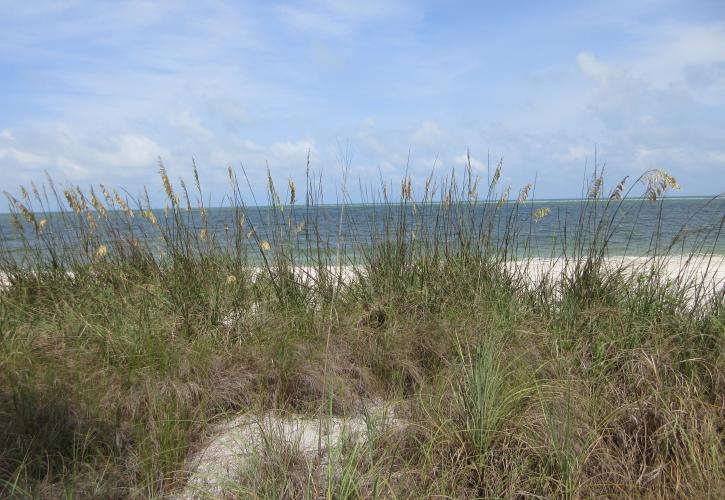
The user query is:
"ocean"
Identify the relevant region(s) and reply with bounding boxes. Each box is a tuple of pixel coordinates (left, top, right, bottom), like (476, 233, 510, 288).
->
(1, 197, 724, 263)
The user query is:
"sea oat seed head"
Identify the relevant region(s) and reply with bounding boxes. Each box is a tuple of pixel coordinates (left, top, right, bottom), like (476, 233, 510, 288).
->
(533, 207, 551, 220)
(16, 203, 35, 225)
(95, 245, 108, 259)
(610, 176, 628, 200)
(142, 210, 157, 225)
(90, 189, 107, 217)
(517, 184, 532, 203)
(588, 177, 603, 199)
(497, 186, 511, 208)
(492, 159, 503, 186)
(159, 161, 174, 200)
(64, 189, 81, 213)
(114, 190, 134, 217)
(288, 178, 296, 205)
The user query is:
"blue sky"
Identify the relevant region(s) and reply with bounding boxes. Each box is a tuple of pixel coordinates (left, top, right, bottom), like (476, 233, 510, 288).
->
(1, 0, 724, 203)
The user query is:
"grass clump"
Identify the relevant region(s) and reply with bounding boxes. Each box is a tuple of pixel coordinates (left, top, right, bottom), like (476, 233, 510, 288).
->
(0, 159, 723, 497)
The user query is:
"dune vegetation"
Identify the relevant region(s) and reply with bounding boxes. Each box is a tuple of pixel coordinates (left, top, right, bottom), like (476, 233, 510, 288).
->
(0, 163, 723, 498)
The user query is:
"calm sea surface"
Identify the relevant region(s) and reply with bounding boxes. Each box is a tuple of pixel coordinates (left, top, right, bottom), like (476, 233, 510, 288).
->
(1, 197, 723, 263)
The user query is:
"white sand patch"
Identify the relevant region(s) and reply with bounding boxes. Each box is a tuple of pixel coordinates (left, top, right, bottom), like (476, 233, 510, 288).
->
(177, 404, 401, 499)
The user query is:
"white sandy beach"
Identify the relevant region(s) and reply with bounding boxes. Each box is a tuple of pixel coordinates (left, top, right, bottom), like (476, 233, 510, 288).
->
(254, 254, 725, 290)
(2, 255, 724, 292)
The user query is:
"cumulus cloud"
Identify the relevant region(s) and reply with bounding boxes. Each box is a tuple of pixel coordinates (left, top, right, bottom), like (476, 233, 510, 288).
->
(0, 125, 166, 187)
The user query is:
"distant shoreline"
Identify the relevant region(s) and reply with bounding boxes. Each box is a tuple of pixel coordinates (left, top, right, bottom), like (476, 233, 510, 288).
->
(1, 194, 722, 216)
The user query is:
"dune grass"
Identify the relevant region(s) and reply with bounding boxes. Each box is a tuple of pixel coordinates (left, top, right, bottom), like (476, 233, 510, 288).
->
(0, 162, 723, 498)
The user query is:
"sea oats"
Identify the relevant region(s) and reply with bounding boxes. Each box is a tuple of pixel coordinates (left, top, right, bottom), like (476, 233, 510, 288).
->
(517, 184, 532, 203)
(95, 245, 108, 259)
(497, 186, 511, 208)
(75, 187, 88, 212)
(64, 189, 82, 213)
(100, 184, 114, 206)
(468, 177, 480, 200)
(533, 207, 551, 220)
(610, 176, 629, 200)
(9, 212, 22, 231)
(491, 159, 503, 187)
(142, 210, 157, 225)
(114, 190, 134, 218)
(85, 212, 97, 232)
(642, 169, 680, 202)
(180, 179, 193, 211)
(30, 181, 40, 200)
(288, 178, 296, 205)
(90, 189, 107, 218)
(159, 161, 174, 201)
(401, 176, 413, 201)
(16, 202, 36, 225)
(588, 177, 603, 199)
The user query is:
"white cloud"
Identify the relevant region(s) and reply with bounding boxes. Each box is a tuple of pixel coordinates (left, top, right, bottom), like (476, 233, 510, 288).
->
(577, 51, 614, 82)
(93, 134, 167, 169)
(0, 125, 166, 187)
(57, 156, 90, 180)
(0, 147, 48, 165)
(169, 111, 212, 139)
(210, 138, 315, 170)
(453, 153, 486, 172)
(412, 120, 445, 145)
(553, 146, 590, 162)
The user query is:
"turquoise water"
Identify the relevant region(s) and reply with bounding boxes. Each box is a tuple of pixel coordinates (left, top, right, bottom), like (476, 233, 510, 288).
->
(1, 197, 723, 263)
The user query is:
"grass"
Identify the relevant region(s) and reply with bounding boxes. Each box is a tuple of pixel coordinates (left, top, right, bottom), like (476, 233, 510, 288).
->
(0, 161, 723, 498)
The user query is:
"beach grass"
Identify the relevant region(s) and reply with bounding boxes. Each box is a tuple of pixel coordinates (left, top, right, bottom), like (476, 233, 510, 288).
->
(0, 163, 723, 498)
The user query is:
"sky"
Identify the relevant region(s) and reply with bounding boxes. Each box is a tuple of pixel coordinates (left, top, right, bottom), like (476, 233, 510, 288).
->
(1, 0, 724, 204)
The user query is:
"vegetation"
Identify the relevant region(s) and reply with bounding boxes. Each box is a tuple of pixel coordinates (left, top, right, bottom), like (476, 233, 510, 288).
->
(0, 161, 723, 498)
